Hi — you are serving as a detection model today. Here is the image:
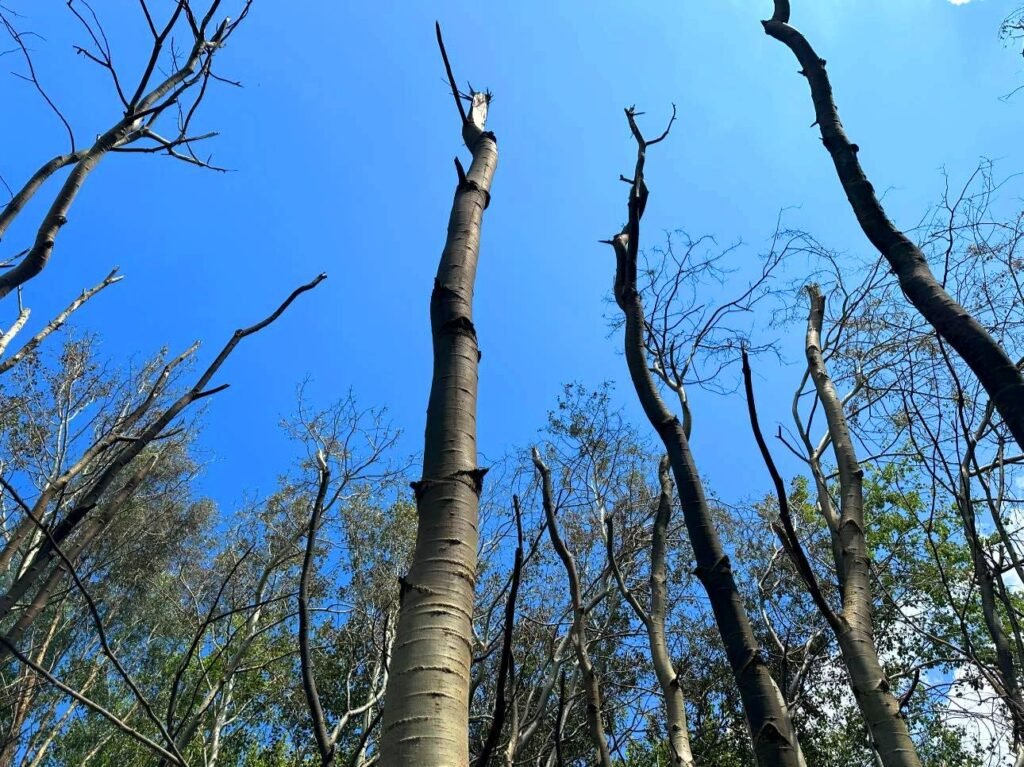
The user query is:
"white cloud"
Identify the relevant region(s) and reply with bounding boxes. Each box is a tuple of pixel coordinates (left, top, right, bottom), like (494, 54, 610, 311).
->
(948, 0, 974, 4)
(943, 665, 1016, 765)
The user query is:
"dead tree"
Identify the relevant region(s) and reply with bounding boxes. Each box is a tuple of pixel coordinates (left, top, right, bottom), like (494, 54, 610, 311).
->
(763, 0, 1024, 453)
(744, 287, 923, 767)
(0, 1, 250, 299)
(606, 456, 696, 767)
(604, 106, 805, 766)
(379, 24, 498, 767)
(532, 449, 613, 767)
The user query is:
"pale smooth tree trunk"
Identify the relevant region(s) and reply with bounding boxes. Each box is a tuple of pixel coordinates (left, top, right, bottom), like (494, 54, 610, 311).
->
(533, 449, 613, 767)
(379, 34, 498, 765)
(764, 1, 1024, 452)
(607, 457, 695, 767)
(804, 285, 922, 767)
(204, 675, 234, 767)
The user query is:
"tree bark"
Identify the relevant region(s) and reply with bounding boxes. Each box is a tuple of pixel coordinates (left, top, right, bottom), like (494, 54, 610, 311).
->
(533, 449, 613, 767)
(763, 1, 1024, 452)
(379, 33, 497, 764)
(607, 108, 805, 767)
(607, 458, 695, 767)
(804, 285, 922, 767)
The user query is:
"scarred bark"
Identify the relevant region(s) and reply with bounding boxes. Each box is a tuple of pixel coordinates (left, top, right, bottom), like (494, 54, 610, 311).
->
(607, 107, 805, 767)
(804, 286, 922, 766)
(763, 1, 1024, 452)
(379, 29, 498, 765)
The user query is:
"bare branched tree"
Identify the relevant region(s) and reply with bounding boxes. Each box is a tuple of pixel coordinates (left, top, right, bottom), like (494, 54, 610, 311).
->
(763, 0, 1024, 455)
(604, 105, 806, 766)
(605, 455, 696, 767)
(745, 290, 923, 766)
(0, 1, 251, 300)
(532, 448, 613, 767)
(636, 226, 793, 435)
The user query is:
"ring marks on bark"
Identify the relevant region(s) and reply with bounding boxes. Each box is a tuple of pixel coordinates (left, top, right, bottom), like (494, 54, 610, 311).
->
(410, 467, 487, 501)
(440, 315, 478, 342)
(691, 554, 734, 582)
(456, 178, 491, 209)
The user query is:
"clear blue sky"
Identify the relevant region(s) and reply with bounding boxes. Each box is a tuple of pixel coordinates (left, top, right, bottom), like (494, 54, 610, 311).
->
(3, 0, 1023, 506)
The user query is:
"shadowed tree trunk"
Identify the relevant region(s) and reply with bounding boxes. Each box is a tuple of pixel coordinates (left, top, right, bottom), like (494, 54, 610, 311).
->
(605, 106, 805, 767)
(763, 0, 1024, 452)
(379, 25, 498, 767)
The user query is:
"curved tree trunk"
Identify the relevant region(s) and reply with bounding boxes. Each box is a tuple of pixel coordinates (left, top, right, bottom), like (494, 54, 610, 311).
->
(607, 108, 805, 767)
(763, 1, 1024, 452)
(646, 461, 696, 767)
(379, 35, 498, 765)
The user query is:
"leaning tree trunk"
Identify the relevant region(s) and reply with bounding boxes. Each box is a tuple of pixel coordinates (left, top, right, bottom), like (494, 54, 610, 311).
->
(763, 0, 1024, 452)
(804, 285, 922, 767)
(379, 35, 498, 767)
(606, 108, 805, 767)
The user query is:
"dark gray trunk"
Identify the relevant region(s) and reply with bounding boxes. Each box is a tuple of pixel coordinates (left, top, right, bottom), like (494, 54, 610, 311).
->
(764, 1, 1024, 452)
(608, 109, 805, 767)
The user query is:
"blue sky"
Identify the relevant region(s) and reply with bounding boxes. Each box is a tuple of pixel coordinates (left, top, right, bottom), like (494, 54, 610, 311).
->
(3, 0, 1023, 507)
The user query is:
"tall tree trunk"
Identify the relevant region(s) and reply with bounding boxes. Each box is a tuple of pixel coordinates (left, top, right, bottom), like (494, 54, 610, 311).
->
(804, 285, 922, 767)
(379, 30, 497, 766)
(607, 108, 805, 767)
(763, 1, 1024, 451)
